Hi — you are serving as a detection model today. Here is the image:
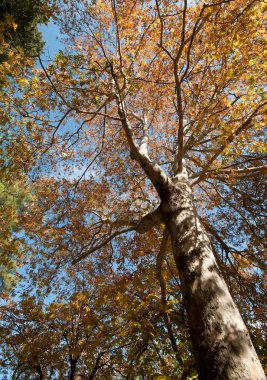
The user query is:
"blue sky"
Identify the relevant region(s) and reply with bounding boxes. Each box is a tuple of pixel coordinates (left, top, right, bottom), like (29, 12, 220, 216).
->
(37, 23, 99, 183)
(39, 22, 63, 59)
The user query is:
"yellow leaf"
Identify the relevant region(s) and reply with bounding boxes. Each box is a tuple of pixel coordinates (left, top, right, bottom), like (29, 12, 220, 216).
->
(12, 22, 18, 31)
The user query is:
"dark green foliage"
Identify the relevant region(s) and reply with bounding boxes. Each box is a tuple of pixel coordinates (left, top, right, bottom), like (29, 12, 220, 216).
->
(0, 174, 31, 291)
(0, 0, 49, 62)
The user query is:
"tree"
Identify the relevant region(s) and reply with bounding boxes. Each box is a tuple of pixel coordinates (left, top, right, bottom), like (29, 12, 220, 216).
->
(0, 0, 51, 291)
(1, 0, 266, 378)
(0, 0, 49, 63)
(0, 169, 31, 291)
(0, 71, 36, 292)
(0, 255, 194, 379)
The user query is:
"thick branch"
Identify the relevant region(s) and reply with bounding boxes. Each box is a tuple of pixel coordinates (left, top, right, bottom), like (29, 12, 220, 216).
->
(135, 208, 162, 234)
(88, 352, 105, 380)
(116, 97, 170, 196)
(139, 113, 149, 157)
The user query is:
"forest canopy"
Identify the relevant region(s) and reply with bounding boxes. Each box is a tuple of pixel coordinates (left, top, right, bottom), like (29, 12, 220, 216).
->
(0, 0, 49, 62)
(0, 0, 266, 379)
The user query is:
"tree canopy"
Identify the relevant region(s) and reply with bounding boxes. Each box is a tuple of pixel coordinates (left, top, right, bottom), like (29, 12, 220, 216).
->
(0, 0, 266, 379)
(0, 0, 51, 291)
(0, 0, 50, 63)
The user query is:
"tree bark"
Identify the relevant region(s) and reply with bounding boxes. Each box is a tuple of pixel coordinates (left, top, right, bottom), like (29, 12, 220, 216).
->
(69, 355, 78, 380)
(159, 178, 265, 380)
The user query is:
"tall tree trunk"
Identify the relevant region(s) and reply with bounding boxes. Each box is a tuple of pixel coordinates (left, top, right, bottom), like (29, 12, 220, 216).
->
(69, 355, 78, 380)
(160, 178, 265, 380)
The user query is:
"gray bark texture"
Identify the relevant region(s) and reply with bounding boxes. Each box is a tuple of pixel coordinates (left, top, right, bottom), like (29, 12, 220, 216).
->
(159, 177, 265, 380)
(117, 98, 265, 378)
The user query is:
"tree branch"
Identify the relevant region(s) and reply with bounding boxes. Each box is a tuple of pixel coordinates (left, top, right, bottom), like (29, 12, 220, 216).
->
(72, 226, 135, 264)
(72, 208, 162, 264)
(113, 78, 170, 196)
(191, 101, 267, 185)
(191, 165, 267, 183)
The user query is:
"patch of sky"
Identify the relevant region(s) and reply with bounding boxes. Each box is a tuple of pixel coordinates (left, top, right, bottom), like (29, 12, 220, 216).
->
(30, 22, 106, 183)
(39, 21, 64, 60)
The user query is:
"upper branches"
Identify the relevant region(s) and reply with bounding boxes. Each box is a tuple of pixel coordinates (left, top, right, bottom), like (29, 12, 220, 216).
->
(72, 207, 162, 264)
(191, 101, 267, 185)
(108, 63, 170, 196)
(4, 0, 266, 303)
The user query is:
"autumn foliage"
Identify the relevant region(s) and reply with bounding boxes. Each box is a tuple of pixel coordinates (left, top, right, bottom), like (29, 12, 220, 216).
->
(0, 0, 266, 378)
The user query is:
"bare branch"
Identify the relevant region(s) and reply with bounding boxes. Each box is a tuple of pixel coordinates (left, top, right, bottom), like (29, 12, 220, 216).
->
(155, 0, 174, 60)
(110, 65, 170, 194)
(72, 208, 162, 264)
(180, 4, 209, 83)
(38, 56, 73, 109)
(72, 226, 135, 264)
(191, 101, 267, 185)
(191, 165, 267, 182)
(73, 110, 107, 191)
(175, 0, 188, 62)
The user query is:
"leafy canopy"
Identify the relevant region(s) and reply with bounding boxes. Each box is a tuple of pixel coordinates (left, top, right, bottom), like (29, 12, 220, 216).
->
(0, 0, 266, 378)
(0, 0, 50, 63)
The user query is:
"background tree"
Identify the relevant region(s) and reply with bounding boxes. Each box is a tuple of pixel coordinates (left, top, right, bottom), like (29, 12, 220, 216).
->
(0, 247, 195, 379)
(0, 0, 50, 63)
(0, 166, 32, 291)
(0, 0, 266, 379)
(0, 0, 52, 291)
